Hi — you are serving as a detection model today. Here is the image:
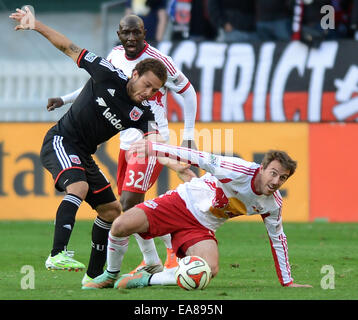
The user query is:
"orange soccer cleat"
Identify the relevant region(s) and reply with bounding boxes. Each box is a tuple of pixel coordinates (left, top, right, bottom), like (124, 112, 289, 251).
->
(164, 248, 179, 270)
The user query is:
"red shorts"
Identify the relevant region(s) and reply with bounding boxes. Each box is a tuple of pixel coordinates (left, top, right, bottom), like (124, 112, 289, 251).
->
(117, 149, 163, 195)
(136, 191, 217, 258)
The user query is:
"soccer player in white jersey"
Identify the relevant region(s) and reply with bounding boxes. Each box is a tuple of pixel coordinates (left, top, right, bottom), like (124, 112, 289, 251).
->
(82, 140, 312, 289)
(47, 15, 198, 284)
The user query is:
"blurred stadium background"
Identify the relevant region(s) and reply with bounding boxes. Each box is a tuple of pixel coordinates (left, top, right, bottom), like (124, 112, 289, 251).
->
(1, 0, 357, 224)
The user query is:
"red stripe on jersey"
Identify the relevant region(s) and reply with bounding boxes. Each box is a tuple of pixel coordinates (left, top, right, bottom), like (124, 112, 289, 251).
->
(220, 165, 255, 176)
(220, 161, 256, 175)
(266, 234, 292, 286)
(108, 235, 128, 246)
(145, 47, 176, 76)
(251, 168, 261, 195)
(177, 81, 191, 94)
(77, 49, 87, 67)
(152, 143, 205, 167)
(113, 45, 124, 51)
(267, 235, 284, 285)
(146, 46, 176, 73)
(156, 143, 204, 157)
(273, 192, 283, 206)
(279, 234, 292, 283)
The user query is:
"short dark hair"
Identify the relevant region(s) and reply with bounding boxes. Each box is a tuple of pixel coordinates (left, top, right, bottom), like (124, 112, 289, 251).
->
(261, 150, 297, 177)
(134, 58, 167, 86)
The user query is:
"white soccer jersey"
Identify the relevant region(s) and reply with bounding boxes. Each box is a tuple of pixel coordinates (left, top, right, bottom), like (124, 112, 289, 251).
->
(151, 142, 293, 286)
(106, 41, 193, 150)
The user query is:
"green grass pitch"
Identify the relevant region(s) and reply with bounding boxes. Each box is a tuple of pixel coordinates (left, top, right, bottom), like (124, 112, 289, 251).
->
(0, 220, 357, 301)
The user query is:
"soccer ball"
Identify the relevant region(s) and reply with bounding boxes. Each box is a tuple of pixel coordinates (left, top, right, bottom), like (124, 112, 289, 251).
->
(175, 256, 212, 290)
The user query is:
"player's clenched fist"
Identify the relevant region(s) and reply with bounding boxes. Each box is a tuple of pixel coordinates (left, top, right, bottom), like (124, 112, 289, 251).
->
(47, 98, 65, 111)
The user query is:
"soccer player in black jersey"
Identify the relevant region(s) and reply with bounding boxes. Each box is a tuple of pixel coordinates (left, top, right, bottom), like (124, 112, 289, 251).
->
(9, 7, 180, 273)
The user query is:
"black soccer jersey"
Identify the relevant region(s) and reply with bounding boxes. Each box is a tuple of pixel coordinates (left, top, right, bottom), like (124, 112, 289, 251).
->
(54, 49, 158, 154)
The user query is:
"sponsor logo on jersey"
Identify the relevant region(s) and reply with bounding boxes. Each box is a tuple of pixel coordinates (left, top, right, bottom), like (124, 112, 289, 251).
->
(107, 88, 115, 97)
(129, 106, 143, 121)
(252, 202, 264, 213)
(102, 107, 123, 130)
(209, 154, 219, 166)
(69, 155, 81, 164)
(173, 74, 185, 85)
(84, 52, 97, 63)
(96, 96, 123, 130)
(96, 97, 107, 107)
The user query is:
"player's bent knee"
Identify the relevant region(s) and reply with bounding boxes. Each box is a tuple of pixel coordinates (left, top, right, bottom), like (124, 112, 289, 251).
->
(66, 181, 89, 200)
(111, 207, 149, 237)
(111, 216, 128, 237)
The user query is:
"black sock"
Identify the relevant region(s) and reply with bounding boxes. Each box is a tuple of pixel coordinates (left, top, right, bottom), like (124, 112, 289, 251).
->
(86, 216, 112, 278)
(51, 194, 82, 257)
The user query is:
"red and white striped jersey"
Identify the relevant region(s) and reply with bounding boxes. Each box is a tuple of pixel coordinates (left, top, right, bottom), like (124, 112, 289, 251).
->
(151, 142, 293, 286)
(106, 41, 192, 149)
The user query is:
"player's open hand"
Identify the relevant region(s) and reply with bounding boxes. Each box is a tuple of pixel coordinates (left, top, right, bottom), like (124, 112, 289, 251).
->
(9, 6, 35, 30)
(47, 97, 65, 111)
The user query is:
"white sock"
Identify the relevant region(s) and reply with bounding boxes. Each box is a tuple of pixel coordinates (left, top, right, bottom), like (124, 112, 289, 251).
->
(149, 268, 177, 286)
(159, 234, 172, 249)
(107, 232, 129, 274)
(133, 233, 161, 265)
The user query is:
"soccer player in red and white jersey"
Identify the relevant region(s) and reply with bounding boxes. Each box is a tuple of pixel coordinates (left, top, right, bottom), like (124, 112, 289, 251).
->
(47, 15, 198, 284)
(83, 141, 312, 289)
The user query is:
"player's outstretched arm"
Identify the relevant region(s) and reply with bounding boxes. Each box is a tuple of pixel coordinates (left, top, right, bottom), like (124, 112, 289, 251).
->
(144, 134, 197, 182)
(47, 86, 84, 111)
(9, 7, 82, 63)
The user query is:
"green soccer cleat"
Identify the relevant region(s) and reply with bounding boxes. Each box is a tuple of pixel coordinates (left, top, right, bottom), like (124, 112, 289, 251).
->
(114, 270, 151, 289)
(45, 250, 85, 271)
(81, 270, 118, 290)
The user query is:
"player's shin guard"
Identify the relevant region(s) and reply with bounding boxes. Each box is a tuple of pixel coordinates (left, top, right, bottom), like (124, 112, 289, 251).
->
(107, 233, 129, 274)
(51, 194, 82, 257)
(133, 233, 161, 265)
(86, 216, 112, 278)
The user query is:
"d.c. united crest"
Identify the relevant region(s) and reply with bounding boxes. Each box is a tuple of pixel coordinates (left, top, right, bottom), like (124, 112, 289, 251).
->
(129, 106, 143, 121)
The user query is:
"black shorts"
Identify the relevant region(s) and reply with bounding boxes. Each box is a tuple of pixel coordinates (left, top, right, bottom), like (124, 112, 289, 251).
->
(40, 128, 116, 209)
